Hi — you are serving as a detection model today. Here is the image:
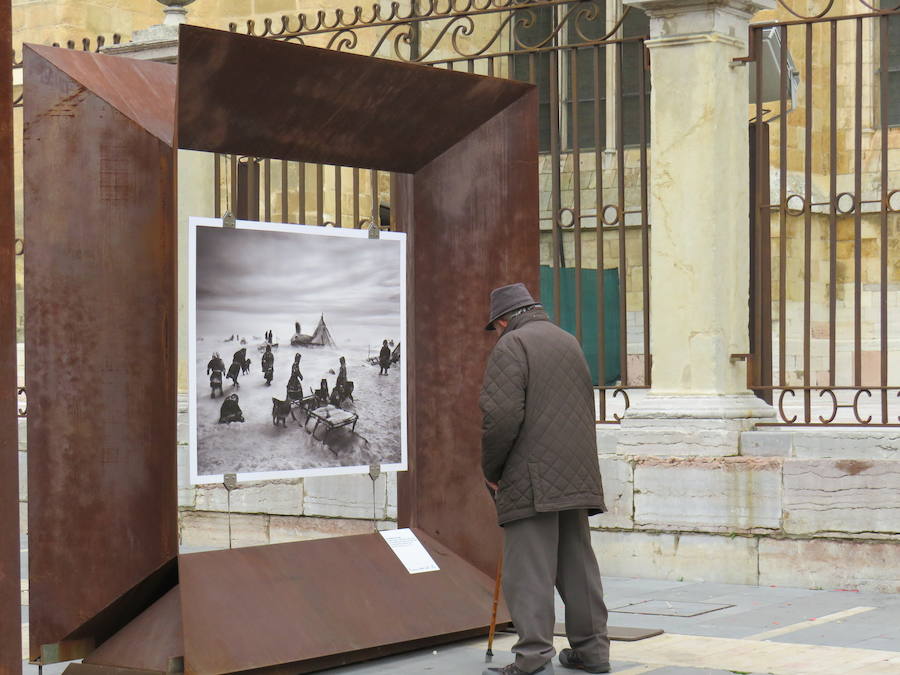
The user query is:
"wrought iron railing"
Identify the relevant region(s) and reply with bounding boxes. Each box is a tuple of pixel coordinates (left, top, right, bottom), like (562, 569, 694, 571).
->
(748, 9, 900, 426)
(223, 0, 653, 423)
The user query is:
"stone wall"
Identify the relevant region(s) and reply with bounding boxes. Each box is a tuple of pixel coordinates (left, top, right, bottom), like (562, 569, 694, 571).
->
(591, 425, 900, 592)
(175, 394, 399, 548)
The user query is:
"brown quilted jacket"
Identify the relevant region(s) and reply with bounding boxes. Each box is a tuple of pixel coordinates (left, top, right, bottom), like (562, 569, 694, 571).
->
(479, 308, 606, 525)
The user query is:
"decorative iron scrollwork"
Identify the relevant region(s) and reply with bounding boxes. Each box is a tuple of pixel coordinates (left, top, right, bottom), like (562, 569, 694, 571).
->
(852, 389, 872, 425)
(231, 0, 636, 66)
(611, 387, 630, 422)
(17, 387, 26, 418)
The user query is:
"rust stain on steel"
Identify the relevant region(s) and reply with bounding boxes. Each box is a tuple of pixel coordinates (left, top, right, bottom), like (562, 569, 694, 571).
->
(25, 44, 175, 145)
(0, 0, 23, 672)
(179, 531, 508, 674)
(396, 90, 540, 578)
(84, 585, 183, 672)
(24, 47, 177, 659)
(176, 25, 533, 173)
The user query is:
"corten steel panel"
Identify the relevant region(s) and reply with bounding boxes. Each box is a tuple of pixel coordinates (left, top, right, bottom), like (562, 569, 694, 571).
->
(23, 47, 177, 658)
(25, 44, 175, 146)
(396, 91, 540, 577)
(178, 530, 508, 674)
(176, 25, 532, 173)
(0, 0, 22, 671)
(84, 586, 182, 671)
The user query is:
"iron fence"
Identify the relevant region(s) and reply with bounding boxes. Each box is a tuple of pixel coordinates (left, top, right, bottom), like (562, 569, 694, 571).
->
(222, 0, 653, 422)
(748, 9, 900, 425)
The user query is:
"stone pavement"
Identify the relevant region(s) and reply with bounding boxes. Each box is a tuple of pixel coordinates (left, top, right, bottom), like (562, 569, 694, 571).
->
(21, 553, 900, 675)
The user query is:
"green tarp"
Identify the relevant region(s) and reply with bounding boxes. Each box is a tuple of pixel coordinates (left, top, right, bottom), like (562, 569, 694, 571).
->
(539, 266, 621, 386)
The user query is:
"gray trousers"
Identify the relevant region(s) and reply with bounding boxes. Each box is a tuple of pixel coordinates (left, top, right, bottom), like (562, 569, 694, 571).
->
(502, 509, 610, 673)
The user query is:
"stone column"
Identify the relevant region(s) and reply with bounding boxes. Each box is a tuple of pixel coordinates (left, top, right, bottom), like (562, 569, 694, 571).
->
(619, 0, 775, 455)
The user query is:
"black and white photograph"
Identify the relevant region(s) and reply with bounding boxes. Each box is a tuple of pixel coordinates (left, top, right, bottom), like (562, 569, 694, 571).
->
(188, 217, 407, 484)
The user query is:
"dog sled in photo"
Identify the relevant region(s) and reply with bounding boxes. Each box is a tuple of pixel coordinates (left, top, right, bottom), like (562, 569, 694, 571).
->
(304, 404, 359, 446)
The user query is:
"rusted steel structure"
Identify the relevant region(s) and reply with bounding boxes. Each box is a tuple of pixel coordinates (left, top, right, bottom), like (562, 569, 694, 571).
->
(1, 0, 22, 671)
(747, 10, 900, 426)
(222, 0, 654, 422)
(24, 44, 179, 662)
(22, 25, 532, 671)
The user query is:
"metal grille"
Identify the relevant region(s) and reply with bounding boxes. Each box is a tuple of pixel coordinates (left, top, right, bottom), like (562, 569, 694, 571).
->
(748, 10, 900, 426)
(223, 0, 653, 423)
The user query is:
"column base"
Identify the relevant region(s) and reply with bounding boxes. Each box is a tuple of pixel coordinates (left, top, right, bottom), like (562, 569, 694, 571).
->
(618, 393, 775, 456)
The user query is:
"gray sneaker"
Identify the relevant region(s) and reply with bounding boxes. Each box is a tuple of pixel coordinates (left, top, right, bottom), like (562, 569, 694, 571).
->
(483, 661, 556, 675)
(557, 648, 610, 673)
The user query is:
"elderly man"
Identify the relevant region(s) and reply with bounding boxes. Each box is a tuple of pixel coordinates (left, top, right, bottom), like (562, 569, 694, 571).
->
(480, 283, 610, 675)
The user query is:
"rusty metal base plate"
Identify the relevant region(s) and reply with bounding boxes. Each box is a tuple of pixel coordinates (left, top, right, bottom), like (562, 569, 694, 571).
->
(179, 529, 509, 674)
(501, 624, 664, 642)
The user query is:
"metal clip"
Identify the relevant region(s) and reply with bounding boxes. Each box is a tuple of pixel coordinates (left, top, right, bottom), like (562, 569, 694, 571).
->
(368, 222, 381, 240)
(368, 462, 381, 481)
(223, 210, 236, 229)
(224, 473, 237, 549)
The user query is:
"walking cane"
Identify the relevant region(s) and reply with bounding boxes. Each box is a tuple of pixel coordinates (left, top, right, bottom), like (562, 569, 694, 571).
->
(485, 548, 503, 663)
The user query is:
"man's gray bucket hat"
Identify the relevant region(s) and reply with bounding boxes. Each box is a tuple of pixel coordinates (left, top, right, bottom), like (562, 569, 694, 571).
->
(486, 282, 537, 331)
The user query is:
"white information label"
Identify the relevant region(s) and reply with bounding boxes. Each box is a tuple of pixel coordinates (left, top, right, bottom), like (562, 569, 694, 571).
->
(380, 528, 440, 574)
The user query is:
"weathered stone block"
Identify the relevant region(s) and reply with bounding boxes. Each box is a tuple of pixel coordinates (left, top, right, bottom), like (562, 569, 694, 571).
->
(783, 459, 900, 536)
(740, 431, 793, 457)
(596, 426, 620, 453)
(590, 530, 759, 585)
(18, 451, 26, 503)
(269, 515, 379, 544)
(633, 457, 783, 532)
(194, 479, 304, 516)
(304, 473, 387, 519)
(759, 538, 900, 593)
(386, 472, 398, 520)
(179, 510, 269, 549)
(590, 456, 633, 529)
(791, 431, 900, 460)
(176, 443, 195, 508)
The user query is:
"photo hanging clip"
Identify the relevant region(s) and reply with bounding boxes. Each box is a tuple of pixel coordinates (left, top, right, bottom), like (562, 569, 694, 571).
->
(223, 210, 236, 229)
(368, 221, 380, 240)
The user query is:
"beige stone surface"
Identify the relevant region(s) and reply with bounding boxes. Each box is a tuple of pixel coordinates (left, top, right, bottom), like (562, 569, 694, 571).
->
(591, 529, 760, 585)
(605, 632, 900, 675)
(180, 510, 270, 549)
(303, 473, 388, 519)
(194, 479, 305, 516)
(590, 455, 634, 529)
(268, 515, 383, 544)
(782, 459, 900, 536)
(759, 538, 900, 592)
(633, 456, 783, 532)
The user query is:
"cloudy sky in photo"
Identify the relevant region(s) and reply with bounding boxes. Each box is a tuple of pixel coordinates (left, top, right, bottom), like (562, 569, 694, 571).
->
(195, 225, 403, 345)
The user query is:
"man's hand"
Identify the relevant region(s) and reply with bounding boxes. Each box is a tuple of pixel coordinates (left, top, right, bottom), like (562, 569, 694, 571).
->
(485, 480, 499, 492)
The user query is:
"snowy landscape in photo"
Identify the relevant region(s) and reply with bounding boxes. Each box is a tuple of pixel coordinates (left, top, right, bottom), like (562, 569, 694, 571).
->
(188, 218, 407, 484)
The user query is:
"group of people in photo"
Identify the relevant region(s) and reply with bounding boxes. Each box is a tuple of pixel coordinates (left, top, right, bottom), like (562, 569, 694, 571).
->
(203, 330, 396, 428)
